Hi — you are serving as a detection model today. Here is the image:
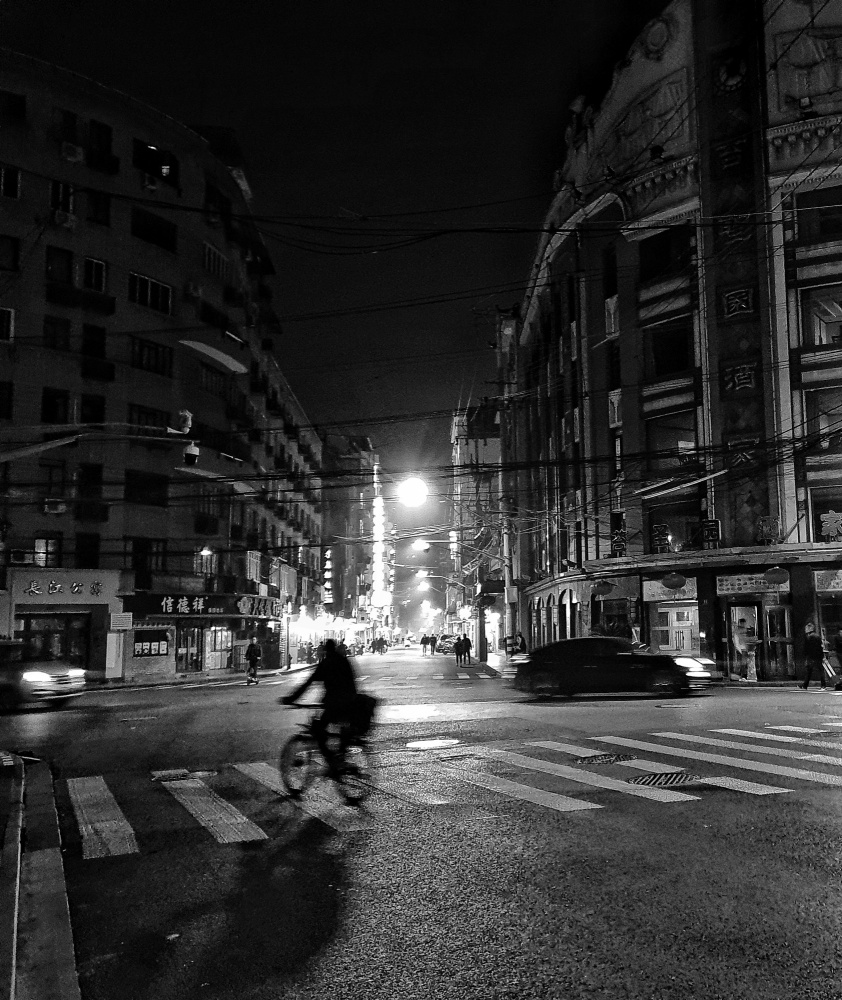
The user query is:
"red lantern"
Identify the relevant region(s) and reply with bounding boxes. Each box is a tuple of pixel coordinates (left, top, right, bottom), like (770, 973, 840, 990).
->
(764, 566, 789, 586)
(662, 572, 686, 590)
(593, 580, 614, 597)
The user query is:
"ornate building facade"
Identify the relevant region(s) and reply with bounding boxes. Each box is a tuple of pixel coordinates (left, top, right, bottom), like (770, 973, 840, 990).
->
(498, 1, 842, 680)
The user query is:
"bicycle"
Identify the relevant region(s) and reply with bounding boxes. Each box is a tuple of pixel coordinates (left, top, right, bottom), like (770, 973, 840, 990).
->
(279, 704, 373, 805)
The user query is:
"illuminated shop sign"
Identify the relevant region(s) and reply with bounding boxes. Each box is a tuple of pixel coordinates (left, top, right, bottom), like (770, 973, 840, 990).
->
(123, 593, 283, 618)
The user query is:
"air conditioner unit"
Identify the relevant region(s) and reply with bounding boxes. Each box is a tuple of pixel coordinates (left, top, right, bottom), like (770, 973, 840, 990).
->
(61, 142, 85, 163)
(143, 174, 158, 191)
(42, 497, 68, 515)
(184, 281, 202, 300)
(51, 209, 77, 230)
(9, 549, 33, 565)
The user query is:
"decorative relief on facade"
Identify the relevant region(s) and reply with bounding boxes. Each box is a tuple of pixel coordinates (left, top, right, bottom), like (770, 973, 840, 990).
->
(721, 361, 760, 396)
(774, 29, 842, 115)
(719, 286, 757, 320)
(713, 51, 748, 95)
(768, 117, 842, 170)
(623, 156, 697, 218)
(640, 17, 673, 62)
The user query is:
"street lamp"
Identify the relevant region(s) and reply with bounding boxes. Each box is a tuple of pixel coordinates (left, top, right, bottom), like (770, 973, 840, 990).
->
(396, 477, 429, 507)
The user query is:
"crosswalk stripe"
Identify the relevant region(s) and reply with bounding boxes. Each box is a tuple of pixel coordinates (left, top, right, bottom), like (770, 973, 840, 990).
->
(764, 726, 830, 734)
(162, 778, 267, 843)
(526, 740, 604, 757)
(66, 776, 139, 859)
(614, 759, 687, 774)
(592, 736, 842, 786)
(654, 731, 842, 766)
(439, 763, 601, 813)
(714, 729, 842, 751)
(485, 749, 699, 802)
(233, 761, 285, 795)
(693, 776, 788, 795)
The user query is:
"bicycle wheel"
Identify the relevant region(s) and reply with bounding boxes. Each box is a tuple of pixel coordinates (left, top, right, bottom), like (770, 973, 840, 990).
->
(336, 743, 372, 805)
(279, 733, 319, 798)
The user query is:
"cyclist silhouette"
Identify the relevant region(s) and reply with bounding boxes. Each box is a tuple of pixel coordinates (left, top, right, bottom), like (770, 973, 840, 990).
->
(281, 638, 358, 776)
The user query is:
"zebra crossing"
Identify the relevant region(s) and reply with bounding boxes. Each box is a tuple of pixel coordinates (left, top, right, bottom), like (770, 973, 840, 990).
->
(53, 720, 842, 857)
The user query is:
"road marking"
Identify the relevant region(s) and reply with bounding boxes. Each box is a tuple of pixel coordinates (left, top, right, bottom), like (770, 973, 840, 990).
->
(233, 761, 286, 794)
(714, 729, 842, 751)
(692, 776, 788, 795)
(592, 736, 842, 786)
(614, 759, 687, 774)
(526, 740, 604, 757)
(66, 776, 139, 859)
(484, 749, 699, 803)
(654, 731, 842, 766)
(438, 763, 601, 813)
(764, 725, 830, 734)
(162, 778, 267, 843)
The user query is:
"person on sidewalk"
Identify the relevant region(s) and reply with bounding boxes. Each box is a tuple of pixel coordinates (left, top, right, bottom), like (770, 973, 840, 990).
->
(461, 633, 472, 665)
(245, 636, 262, 685)
(454, 636, 464, 666)
(802, 621, 827, 690)
(428, 634, 437, 655)
(516, 632, 527, 654)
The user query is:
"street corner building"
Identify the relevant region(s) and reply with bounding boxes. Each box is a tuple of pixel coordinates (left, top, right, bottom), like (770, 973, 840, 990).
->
(493, 1, 842, 683)
(0, 50, 346, 683)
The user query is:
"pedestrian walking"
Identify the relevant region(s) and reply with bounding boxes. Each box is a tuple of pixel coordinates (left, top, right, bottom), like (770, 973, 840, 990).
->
(244, 636, 262, 685)
(420, 634, 428, 655)
(802, 621, 827, 690)
(428, 634, 437, 655)
(461, 633, 472, 665)
(516, 632, 527, 654)
(454, 636, 464, 666)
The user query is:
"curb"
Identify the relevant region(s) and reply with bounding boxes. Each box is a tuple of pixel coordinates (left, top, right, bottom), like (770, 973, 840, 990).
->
(85, 664, 314, 692)
(0, 755, 24, 1000)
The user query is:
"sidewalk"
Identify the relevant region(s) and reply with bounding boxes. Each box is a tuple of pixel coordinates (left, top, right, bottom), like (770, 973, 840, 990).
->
(86, 663, 313, 691)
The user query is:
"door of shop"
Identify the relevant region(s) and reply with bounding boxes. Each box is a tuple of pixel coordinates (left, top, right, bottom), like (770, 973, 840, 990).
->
(15, 613, 90, 666)
(765, 605, 794, 680)
(726, 604, 760, 680)
(176, 624, 204, 673)
(651, 604, 697, 655)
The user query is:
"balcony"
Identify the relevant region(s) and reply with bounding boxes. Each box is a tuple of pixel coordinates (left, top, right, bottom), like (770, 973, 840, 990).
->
(74, 499, 109, 523)
(80, 356, 116, 381)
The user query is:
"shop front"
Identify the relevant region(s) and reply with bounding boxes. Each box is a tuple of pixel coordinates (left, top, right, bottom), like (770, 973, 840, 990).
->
(642, 576, 701, 658)
(3, 568, 129, 679)
(715, 572, 793, 682)
(121, 591, 284, 681)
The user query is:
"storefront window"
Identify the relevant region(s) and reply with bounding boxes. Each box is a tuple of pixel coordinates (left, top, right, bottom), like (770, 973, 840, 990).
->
(15, 613, 90, 665)
(810, 485, 842, 542)
(801, 283, 842, 346)
(645, 410, 696, 477)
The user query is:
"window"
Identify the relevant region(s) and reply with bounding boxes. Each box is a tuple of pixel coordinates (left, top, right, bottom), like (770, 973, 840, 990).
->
(646, 410, 696, 477)
(130, 337, 173, 376)
(132, 140, 180, 187)
(0, 91, 26, 124)
(200, 363, 228, 398)
(77, 464, 103, 499)
(43, 315, 71, 350)
(0, 235, 19, 271)
(607, 340, 621, 390)
(87, 121, 117, 174)
(603, 244, 618, 298)
(86, 190, 111, 226)
(124, 470, 169, 507)
(41, 388, 70, 424)
(50, 180, 75, 213)
(75, 533, 100, 570)
(0, 165, 19, 199)
(639, 226, 693, 284)
(805, 387, 842, 451)
(41, 461, 66, 497)
(83, 257, 106, 292)
(126, 537, 167, 572)
(0, 308, 13, 342)
(46, 246, 73, 284)
(801, 284, 842, 346)
(645, 320, 693, 380)
(34, 537, 62, 568)
(80, 393, 105, 425)
(81, 324, 106, 358)
(204, 181, 232, 226)
(646, 499, 703, 554)
(797, 186, 842, 244)
(0, 382, 12, 420)
(203, 243, 230, 281)
(127, 403, 170, 433)
(52, 108, 77, 143)
(128, 272, 172, 314)
(130, 208, 177, 253)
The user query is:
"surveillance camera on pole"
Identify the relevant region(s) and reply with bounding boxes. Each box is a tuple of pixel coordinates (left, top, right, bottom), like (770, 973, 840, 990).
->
(183, 441, 199, 466)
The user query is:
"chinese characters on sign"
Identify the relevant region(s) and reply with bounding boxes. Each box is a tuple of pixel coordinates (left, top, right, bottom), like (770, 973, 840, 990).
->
(820, 510, 842, 541)
(716, 574, 790, 595)
(702, 519, 721, 550)
(721, 363, 757, 394)
(123, 593, 283, 619)
(651, 523, 672, 555)
(23, 579, 103, 597)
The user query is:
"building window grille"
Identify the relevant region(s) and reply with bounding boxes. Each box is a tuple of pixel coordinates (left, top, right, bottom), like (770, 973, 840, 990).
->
(34, 536, 62, 568)
(128, 272, 172, 314)
(203, 243, 230, 281)
(50, 180, 75, 213)
(83, 257, 107, 293)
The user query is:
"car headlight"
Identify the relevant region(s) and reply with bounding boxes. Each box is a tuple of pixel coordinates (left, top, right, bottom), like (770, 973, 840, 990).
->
(673, 657, 710, 674)
(22, 671, 52, 683)
(68, 668, 86, 678)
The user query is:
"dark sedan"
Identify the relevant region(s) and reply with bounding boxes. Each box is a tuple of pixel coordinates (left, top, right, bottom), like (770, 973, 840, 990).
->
(512, 636, 711, 698)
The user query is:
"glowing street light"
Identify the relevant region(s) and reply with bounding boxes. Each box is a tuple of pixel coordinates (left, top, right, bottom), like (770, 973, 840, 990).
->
(397, 477, 429, 508)
(417, 580, 431, 592)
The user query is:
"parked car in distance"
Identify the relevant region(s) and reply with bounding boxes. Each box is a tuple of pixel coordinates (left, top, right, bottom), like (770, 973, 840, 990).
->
(512, 636, 711, 698)
(0, 638, 86, 711)
(435, 635, 457, 654)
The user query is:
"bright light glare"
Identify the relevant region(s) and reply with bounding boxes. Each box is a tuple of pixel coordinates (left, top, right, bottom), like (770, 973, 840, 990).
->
(415, 569, 428, 577)
(397, 477, 428, 507)
(411, 540, 430, 551)
(417, 581, 430, 591)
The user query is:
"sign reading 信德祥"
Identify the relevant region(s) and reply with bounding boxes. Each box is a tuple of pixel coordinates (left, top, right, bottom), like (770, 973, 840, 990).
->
(122, 593, 284, 619)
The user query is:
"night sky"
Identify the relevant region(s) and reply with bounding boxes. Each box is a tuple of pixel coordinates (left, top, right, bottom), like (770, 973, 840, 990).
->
(1, 0, 665, 494)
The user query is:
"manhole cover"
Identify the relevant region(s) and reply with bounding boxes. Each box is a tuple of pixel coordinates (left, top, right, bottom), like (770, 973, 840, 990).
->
(405, 738, 461, 750)
(627, 771, 699, 786)
(579, 753, 636, 766)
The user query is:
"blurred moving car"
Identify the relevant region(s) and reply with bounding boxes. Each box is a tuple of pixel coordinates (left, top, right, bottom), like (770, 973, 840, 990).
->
(435, 635, 457, 654)
(0, 638, 86, 711)
(512, 636, 711, 698)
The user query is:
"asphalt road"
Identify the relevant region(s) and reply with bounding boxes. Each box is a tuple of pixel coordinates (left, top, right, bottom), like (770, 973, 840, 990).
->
(7, 648, 842, 1000)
